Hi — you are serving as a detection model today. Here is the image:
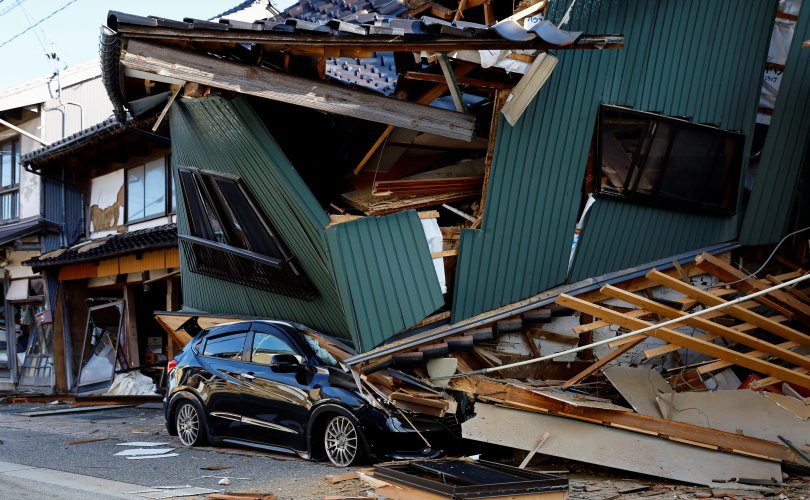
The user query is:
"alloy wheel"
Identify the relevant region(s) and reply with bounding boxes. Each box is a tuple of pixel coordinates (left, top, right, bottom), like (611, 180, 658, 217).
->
(176, 402, 200, 446)
(324, 415, 358, 467)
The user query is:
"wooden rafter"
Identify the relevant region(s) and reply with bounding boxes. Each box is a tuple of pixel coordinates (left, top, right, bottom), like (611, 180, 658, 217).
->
(556, 293, 810, 389)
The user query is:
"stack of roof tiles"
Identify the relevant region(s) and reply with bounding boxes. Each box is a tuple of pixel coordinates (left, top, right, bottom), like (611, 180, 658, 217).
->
(274, 0, 408, 95)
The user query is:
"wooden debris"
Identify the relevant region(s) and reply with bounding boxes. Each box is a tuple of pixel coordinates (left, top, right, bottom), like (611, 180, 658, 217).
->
(324, 472, 359, 484)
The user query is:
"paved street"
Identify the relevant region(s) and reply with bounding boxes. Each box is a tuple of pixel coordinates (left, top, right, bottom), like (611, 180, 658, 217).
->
(0, 403, 349, 499)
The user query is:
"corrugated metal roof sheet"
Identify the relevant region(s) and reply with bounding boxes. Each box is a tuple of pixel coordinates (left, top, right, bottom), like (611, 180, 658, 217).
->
(325, 211, 443, 351)
(740, 2, 810, 244)
(451, 0, 775, 322)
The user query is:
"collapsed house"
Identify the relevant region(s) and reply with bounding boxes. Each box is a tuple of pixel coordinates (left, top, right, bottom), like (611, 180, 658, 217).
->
(18, 0, 810, 487)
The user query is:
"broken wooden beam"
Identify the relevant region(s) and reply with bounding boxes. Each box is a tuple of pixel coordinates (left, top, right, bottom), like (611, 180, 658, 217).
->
(556, 293, 810, 389)
(696, 253, 810, 326)
(459, 378, 802, 465)
(601, 285, 810, 370)
(646, 270, 810, 346)
(122, 40, 477, 141)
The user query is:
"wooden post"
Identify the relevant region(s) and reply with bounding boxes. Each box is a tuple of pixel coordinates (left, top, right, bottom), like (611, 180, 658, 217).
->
(165, 278, 181, 360)
(52, 281, 68, 393)
(123, 285, 140, 367)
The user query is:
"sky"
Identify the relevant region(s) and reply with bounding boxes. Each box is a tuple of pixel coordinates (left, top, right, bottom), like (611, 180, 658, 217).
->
(0, 0, 265, 89)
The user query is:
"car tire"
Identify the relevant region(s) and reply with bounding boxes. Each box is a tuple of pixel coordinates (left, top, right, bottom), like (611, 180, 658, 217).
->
(323, 414, 362, 467)
(174, 399, 208, 447)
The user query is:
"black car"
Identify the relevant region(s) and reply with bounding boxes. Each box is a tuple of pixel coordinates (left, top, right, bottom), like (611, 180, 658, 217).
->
(164, 319, 458, 466)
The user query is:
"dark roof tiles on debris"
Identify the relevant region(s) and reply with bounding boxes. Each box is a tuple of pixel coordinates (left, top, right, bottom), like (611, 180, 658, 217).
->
(25, 223, 178, 269)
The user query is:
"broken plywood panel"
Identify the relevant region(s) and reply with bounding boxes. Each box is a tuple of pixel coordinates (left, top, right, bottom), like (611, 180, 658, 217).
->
(463, 403, 782, 486)
(603, 366, 673, 417)
(656, 390, 810, 449)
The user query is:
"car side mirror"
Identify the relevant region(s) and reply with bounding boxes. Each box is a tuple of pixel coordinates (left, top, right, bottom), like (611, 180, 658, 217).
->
(271, 353, 301, 372)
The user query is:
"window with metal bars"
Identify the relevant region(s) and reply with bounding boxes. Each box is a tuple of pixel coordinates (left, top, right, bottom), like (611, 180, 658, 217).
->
(595, 105, 744, 215)
(177, 167, 317, 301)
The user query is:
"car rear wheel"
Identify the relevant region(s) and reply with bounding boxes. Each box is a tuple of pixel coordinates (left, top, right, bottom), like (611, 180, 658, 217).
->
(324, 415, 361, 466)
(175, 400, 207, 446)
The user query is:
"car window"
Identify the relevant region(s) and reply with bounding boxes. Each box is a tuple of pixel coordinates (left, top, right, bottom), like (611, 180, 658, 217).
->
(203, 332, 247, 360)
(251, 331, 302, 365)
(303, 335, 339, 368)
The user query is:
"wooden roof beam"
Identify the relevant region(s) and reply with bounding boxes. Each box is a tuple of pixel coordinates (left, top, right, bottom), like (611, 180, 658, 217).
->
(122, 39, 476, 142)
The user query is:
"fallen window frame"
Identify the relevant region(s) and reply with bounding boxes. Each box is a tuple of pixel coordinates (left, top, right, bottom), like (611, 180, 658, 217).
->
(176, 166, 318, 301)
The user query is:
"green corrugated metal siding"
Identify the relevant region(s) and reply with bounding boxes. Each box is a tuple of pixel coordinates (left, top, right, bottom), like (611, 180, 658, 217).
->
(740, 3, 810, 244)
(170, 96, 349, 338)
(325, 211, 443, 351)
(452, 0, 775, 321)
(568, 199, 738, 281)
(170, 96, 443, 348)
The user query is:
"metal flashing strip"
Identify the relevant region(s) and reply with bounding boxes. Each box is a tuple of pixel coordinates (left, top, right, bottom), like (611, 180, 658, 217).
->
(345, 241, 739, 365)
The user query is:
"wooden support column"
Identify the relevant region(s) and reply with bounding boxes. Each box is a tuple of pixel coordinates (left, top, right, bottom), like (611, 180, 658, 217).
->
(165, 278, 181, 360)
(124, 285, 140, 368)
(52, 283, 68, 393)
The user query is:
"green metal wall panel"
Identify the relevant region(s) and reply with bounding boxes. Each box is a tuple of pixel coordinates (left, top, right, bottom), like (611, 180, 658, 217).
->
(325, 211, 444, 351)
(740, 3, 810, 244)
(170, 96, 443, 348)
(170, 96, 349, 337)
(452, 0, 775, 321)
(568, 199, 739, 282)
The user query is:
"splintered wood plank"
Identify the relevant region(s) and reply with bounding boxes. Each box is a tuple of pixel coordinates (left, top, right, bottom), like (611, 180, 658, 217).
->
(123, 40, 476, 141)
(561, 337, 646, 389)
(696, 340, 800, 375)
(647, 270, 810, 347)
(556, 293, 810, 390)
(464, 378, 800, 465)
(749, 367, 810, 389)
(464, 403, 781, 486)
(601, 285, 810, 370)
(696, 253, 810, 326)
(155, 315, 192, 348)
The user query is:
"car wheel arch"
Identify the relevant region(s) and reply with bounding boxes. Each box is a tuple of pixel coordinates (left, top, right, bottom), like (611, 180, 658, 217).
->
(167, 390, 210, 437)
(306, 403, 371, 461)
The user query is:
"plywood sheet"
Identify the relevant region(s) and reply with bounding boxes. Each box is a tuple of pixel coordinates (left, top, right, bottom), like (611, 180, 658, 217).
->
(603, 366, 673, 417)
(656, 390, 810, 448)
(462, 403, 782, 486)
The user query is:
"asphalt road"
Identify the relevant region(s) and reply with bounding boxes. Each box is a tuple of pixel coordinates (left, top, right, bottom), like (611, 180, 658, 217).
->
(0, 403, 349, 499)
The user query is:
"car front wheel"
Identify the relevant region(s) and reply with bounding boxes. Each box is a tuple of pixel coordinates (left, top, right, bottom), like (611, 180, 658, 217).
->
(175, 400, 207, 446)
(324, 415, 361, 467)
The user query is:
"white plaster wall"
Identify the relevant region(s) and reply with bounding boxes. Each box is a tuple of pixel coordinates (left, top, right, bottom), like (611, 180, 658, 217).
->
(89, 169, 124, 238)
(4, 250, 39, 278)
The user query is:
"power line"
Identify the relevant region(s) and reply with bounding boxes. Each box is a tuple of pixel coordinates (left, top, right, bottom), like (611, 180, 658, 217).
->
(0, 0, 80, 50)
(0, 0, 24, 17)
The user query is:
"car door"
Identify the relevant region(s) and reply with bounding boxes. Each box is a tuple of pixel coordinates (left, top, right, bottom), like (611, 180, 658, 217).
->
(239, 323, 314, 452)
(195, 324, 252, 439)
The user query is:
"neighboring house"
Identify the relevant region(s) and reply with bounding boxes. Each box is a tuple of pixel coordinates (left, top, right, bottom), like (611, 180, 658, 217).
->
(0, 62, 113, 392)
(96, 0, 808, 358)
(23, 116, 178, 394)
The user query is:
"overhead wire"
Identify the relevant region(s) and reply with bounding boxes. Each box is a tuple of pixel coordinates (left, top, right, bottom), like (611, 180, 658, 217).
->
(0, 0, 23, 17)
(721, 225, 810, 285)
(15, 0, 49, 58)
(0, 0, 80, 50)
